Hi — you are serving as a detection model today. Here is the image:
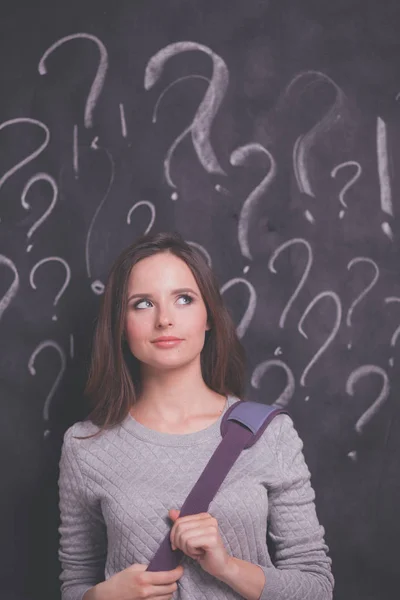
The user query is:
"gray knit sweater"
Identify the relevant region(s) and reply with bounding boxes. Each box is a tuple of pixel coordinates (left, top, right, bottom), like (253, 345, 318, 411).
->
(58, 395, 334, 600)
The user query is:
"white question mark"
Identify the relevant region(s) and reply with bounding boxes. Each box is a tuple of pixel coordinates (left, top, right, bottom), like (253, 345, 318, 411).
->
(38, 33, 108, 177)
(330, 160, 362, 219)
(376, 117, 394, 241)
(0, 118, 50, 210)
(384, 297, 400, 367)
(21, 173, 58, 252)
(220, 277, 256, 339)
(85, 141, 115, 295)
(145, 41, 229, 186)
(185, 241, 212, 268)
(298, 291, 342, 388)
(127, 201, 156, 232)
(229, 143, 277, 268)
(28, 340, 67, 438)
(288, 70, 345, 200)
(29, 257, 71, 321)
(0, 255, 19, 322)
(268, 238, 313, 328)
(346, 257, 379, 348)
(251, 359, 295, 408)
(152, 74, 211, 198)
(346, 365, 389, 460)
(38, 33, 108, 129)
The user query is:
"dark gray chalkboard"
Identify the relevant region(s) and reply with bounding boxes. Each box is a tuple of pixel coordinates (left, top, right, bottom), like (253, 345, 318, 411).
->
(1, 0, 400, 598)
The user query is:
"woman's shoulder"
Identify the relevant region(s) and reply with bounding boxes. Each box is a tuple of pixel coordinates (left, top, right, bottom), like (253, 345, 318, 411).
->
(62, 417, 121, 451)
(64, 419, 100, 439)
(257, 410, 299, 451)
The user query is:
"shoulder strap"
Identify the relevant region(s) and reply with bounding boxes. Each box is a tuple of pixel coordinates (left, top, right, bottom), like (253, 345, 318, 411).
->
(220, 400, 288, 449)
(147, 400, 289, 572)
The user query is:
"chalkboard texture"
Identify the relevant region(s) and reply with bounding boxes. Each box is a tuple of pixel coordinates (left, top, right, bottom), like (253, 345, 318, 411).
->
(1, 1, 400, 598)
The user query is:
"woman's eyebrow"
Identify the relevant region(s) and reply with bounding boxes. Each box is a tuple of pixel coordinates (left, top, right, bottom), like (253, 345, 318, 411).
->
(128, 288, 199, 301)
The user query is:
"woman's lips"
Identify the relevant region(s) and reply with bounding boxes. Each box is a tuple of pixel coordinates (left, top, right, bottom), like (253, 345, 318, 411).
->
(152, 339, 183, 348)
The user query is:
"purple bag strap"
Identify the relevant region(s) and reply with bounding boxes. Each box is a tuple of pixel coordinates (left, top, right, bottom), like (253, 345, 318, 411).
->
(147, 400, 288, 572)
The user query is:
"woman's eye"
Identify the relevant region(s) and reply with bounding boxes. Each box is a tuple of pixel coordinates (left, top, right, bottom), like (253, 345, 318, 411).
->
(132, 295, 193, 309)
(133, 299, 152, 310)
(177, 294, 193, 305)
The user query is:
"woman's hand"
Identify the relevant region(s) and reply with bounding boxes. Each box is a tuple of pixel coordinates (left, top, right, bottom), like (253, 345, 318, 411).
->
(168, 509, 231, 580)
(83, 563, 184, 600)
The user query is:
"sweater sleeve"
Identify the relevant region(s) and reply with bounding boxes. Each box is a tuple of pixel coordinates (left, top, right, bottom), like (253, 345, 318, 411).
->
(256, 414, 334, 600)
(58, 427, 107, 600)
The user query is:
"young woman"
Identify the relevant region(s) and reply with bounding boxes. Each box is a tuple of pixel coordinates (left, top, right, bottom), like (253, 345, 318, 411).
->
(58, 231, 334, 600)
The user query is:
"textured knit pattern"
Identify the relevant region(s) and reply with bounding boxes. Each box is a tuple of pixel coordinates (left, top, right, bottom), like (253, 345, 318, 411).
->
(58, 395, 334, 600)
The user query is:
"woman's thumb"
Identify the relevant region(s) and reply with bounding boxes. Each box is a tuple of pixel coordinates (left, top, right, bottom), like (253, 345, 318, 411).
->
(130, 563, 148, 571)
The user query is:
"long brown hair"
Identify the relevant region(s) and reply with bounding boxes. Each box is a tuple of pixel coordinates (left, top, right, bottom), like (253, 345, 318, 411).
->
(80, 231, 246, 438)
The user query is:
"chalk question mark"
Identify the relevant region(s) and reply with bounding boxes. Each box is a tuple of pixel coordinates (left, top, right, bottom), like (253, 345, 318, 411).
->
(29, 257, 71, 321)
(229, 143, 277, 270)
(85, 140, 115, 295)
(38, 33, 109, 177)
(220, 277, 256, 339)
(251, 359, 295, 408)
(0, 118, 50, 215)
(298, 291, 342, 389)
(346, 365, 390, 460)
(384, 297, 400, 367)
(185, 241, 212, 268)
(21, 173, 58, 252)
(0, 255, 19, 322)
(287, 70, 345, 202)
(330, 161, 362, 219)
(127, 201, 156, 235)
(28, 340, 67, 438)
(268, 238, 313, 328)
(346, 257, 379, 349)
(145, 41, 229, 198)
(152, 74, 211, 198)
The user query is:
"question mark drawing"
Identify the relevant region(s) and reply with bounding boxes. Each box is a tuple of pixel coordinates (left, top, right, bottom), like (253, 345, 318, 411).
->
(376, 117, 394, 241)
(38, 33, 108, 177)
(229, 143, 277, 269)
(268, 238, 313, 329)
(384, 297, 400, 367)
(0, 118, 50, 214)
(346, 257, 379, 349)
(298, 291, 342, 388)
(28, 340, 67, 438)
(330, 161, 362, 219)
(251, 359, 295, 408)
(152, 74, 211, 198)
(145, 41, 229, 193)
(85, 141, 115, 295)
(220, 277, 256, 339)
(0, 255, 19, 322)
(185, 241, 212, 268)
(346, 365, 390, 460)
(285, 70, 345, 204)
(127, 200, 156, 233)
(21, 172, 58, 252)
(29, 257, 71, 321)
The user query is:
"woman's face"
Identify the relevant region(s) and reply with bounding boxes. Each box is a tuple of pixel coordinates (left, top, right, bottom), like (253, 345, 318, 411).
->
(124, 252, 210, 372)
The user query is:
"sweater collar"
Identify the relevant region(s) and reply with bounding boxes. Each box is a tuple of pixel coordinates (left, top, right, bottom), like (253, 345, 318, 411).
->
(120, 394, 238, 447)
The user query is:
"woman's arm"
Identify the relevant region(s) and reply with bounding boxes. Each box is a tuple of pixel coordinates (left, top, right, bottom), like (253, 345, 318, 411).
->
(58, 427, 107, 600)
(255, 414, 334, 600)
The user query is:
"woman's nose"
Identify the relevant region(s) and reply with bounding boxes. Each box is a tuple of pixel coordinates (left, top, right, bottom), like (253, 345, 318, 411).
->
(156, 309, 173, 328)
